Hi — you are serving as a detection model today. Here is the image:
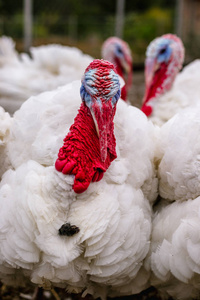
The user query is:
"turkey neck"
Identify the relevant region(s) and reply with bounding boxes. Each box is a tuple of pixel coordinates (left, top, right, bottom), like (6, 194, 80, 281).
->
(55, 102, 117, 192)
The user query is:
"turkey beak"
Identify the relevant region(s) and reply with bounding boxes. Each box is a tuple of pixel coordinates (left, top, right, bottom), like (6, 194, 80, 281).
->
(91, 110, 99, 137)
(121, 58, 131, 74)
(91, 100, 113, 163)
(143, 57, 159, 103)
(145, 57, 159, 88)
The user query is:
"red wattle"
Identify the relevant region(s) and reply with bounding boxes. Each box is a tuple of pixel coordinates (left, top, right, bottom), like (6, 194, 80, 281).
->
(92, 169, 104, 182)
(142, 62, 168, 116)
(120, 85, 127, 101)
(114, 58, 127, 101)
(127, 62, 133, 89)
(55, 102, 117, 194)
(141, 104, 153, 117)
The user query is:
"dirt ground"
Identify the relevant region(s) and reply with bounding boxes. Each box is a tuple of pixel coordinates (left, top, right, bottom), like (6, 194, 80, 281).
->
(128, 71, 145, 108)
(0, 282, 167, 300)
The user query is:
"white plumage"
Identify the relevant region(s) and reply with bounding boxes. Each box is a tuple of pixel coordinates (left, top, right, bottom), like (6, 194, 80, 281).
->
(0, 36, 93, 114)
(0, 106, 13, 179)
(0, 60, 158, 299)
(0, 35, 19, 65)
(158, 106, 200, 202)
(149, 105, 200, 299)
(151, 196, 200, 299)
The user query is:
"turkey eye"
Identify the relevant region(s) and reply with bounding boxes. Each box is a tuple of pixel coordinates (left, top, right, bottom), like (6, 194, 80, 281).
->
(117, 47, 123, 54)
(159, 48, 166, 55)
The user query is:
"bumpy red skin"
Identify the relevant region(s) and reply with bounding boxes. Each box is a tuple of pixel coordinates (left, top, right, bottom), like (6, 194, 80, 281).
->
(55, 103, 117, 193)
(141, 62, 168, 116)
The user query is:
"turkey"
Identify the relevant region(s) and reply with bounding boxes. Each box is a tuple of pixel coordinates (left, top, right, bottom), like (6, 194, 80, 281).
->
(141, 33, 190, 126)
(148, 104, 200, 299)
(0, 35, 93, 114)
(0, 59, 158, 299)
(101, 36, 133, 101)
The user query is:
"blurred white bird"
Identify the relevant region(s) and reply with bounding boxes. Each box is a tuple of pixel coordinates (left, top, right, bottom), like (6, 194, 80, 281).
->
(0, 59, 158, 299)
(0, 35, 93, 114)
(141, 33, 198, 126)
(101, 36, 133, 102)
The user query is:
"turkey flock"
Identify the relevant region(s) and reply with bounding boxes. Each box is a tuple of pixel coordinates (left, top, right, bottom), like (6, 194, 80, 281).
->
(0, 32, 200, 300)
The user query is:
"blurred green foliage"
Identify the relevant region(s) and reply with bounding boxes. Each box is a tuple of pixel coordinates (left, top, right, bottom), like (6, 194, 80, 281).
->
(0, 0, 175, 16)
(0, 0, 175, 62)
(124, 8, 173, 61)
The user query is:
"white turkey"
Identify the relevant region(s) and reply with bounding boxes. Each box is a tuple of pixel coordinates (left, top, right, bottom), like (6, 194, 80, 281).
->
(0, 59, 158, 299)
(140, 33, 199, 126)
(148, 104, 200, 299)
(0, 35, 93, 114)
(101, 36, 133, 102)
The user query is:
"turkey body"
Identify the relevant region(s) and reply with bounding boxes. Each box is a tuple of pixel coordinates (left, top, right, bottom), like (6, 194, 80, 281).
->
(0, 60, 158, 299)
(149, 105, 200, 299)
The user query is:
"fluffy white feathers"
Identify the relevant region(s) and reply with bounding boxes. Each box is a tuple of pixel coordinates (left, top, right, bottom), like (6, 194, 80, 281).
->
(0, 77, 158, 298)
(149, 104, 200, 299)
(0, 36, 93, 114)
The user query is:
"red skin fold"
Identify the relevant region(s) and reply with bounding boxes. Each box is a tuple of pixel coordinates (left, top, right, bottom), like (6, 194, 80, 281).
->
(55, 102, 117, 194)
